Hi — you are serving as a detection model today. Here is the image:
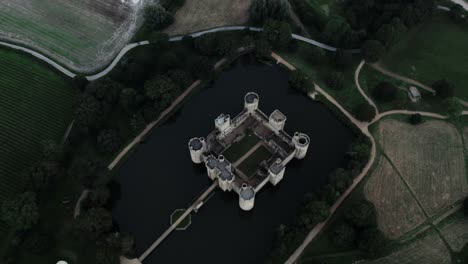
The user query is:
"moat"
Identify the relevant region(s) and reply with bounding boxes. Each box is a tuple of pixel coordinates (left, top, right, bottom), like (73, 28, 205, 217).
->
(113, 57, 353, 264)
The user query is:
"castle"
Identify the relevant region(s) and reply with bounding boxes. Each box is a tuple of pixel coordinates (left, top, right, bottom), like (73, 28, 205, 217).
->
(188, 92, 310, 211)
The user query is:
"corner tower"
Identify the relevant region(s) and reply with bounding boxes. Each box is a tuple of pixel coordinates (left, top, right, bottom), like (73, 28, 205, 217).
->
(244, 92, 259, 114)
(239, 183, 255, 211)
(292, 132, 310, 159)
(188, 137, 206, 163)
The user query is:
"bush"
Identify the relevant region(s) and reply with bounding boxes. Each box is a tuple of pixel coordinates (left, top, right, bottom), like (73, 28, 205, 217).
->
(432, 79, 455, 99)
(288, 70, 311, 94)
(371, 81, 397, 102)
(408, 113, 422, 125)
(443, 97, 463, 118)
(353, 103, 376, 122)
(325, 71, 344, 90)
(144, 5, 174, 30)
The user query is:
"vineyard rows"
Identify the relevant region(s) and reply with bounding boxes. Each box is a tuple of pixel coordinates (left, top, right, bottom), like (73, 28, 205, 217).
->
(0, 48, 76, 242)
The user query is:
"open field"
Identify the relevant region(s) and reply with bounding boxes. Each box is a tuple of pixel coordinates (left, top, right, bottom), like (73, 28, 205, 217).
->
(0, 48, 75, 247)
(238, 145, 271, 177)
(380, 12, 468, 100)
(377, 119, 467, 216)
(164, 0, 251, 36)
(364, 157, 426, 239)
(440, 218, 468, 252)
(0, 0, 142, 72)
(363, 231, 451, 264)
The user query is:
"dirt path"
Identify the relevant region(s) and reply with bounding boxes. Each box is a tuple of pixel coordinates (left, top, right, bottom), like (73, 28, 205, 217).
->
(283, 54, 466, 264)
(73, 189, 89, 219)
(355, 60, 379, 116)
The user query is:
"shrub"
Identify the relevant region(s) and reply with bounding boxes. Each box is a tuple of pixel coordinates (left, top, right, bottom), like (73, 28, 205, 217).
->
(432, 79, 455, 99)
(325, 71, 344, 90)
(371, 81, 397, 102)
(408, 113, 422, 125)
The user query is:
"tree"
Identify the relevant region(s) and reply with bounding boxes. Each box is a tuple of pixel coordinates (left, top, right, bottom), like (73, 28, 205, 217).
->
(187, 55, 212, 78)
(249, 0, 291, 25)
(353, 103, 375, 122)
(41, 140, 62, 161)
(22, 231, 55, 254)
(74, 95, 103, 129)
(358, 228, 387, 256)
(288, 70, 311, 94)
(449, 4, 465, 23)
(432, 79, 455, 99)
(97, 129, 120, 154)
(84, 187, 111, 210)
(408, 113, 422, 125)
(145, 75, 180, 109)
(120, 88, 137, 112)
(0, 192, 39, 231)
(263, 20, 292, 50)
(362, 40, 385, 63)
(306, 201, 329, 224)
(68, 156, 106, 188)
(148, 32, 170, 50)
(23, 161, 60, 192)
(333, 49, 353, 69)
(167, 69, 193, 88)
(344, 201, 377, 228)
(329, 168, 352, 193)
(305, 47, 326, 65)
(325, 71, 344, 90)
(371, 81, 397, 102)
(130, 113, 147, 135)
(144, 4, 174, 30)
(332, 222, 356, 248)
(254, 38, 272, 58)
(73, 75, 89, 91)
(75, 207, 113, 239)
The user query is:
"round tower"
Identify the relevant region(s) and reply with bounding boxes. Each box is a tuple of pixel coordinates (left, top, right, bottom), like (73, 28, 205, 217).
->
(239, 183, 255, 211)
(244, 92, 259, 114)
(292, 132, 310, 159)
(188, 137, 206, 163)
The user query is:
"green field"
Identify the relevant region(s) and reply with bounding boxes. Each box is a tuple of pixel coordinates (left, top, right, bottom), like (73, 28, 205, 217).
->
(222, 132, 260, 162)
(359, 64, 446, 113)
(381, 12, 468, 100)
(0, 48, 75, 250)
(238, 145, 271, 177)
(279, 41, 369, 116)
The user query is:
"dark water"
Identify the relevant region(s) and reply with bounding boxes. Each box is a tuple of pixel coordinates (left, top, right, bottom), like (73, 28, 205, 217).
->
(113, 57, 353, 264)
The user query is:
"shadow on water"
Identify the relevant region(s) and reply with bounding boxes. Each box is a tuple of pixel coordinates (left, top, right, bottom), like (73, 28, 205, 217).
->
(112, 57, 352, 264)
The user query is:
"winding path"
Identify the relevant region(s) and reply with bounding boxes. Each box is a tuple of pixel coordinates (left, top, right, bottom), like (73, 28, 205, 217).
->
(0, 26, 359, 82)
(280, 53, 467, 264)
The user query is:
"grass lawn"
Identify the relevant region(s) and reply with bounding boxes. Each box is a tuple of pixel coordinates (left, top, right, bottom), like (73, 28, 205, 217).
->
(381, 11, 468, 100)
(238, 145, 271, 177)
(279, 41, 370, 117)
(0, 47, 76, 255)
(222, 132, 260, 162)
(171, 209, 191, 229)
(359, 64, 447, 114)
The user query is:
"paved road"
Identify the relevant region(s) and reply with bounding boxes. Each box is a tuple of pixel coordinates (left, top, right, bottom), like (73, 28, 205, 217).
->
(0, 26, 358, 82)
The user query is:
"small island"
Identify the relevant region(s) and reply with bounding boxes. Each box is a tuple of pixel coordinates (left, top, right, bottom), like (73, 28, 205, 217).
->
(188, 92, 310, 211)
